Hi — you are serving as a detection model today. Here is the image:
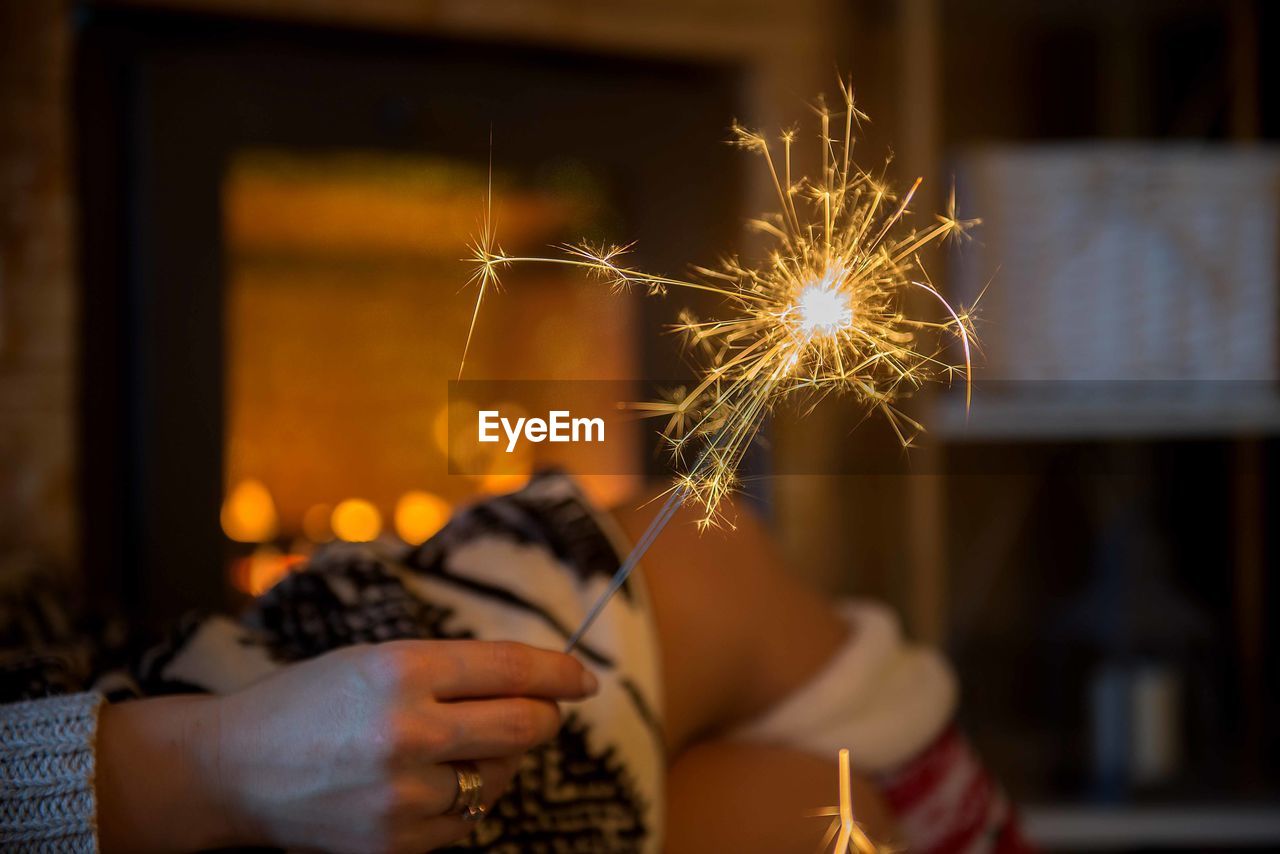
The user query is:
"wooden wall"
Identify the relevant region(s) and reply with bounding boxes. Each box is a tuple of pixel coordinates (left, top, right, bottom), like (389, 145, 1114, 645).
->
(0, 1, 77, 569)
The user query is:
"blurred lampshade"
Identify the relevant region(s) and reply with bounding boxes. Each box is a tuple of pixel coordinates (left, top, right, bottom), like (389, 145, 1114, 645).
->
(221, 478, 279, 543)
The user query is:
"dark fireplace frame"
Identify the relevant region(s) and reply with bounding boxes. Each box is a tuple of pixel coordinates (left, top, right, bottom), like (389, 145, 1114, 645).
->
(74, 7, 741, 633)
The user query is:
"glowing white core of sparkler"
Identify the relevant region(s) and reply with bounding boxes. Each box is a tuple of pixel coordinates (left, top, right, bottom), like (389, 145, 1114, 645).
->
(796, 274, 852, 339)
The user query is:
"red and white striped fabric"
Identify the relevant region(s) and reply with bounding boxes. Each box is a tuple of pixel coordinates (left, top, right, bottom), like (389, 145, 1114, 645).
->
(878, 724, 1032, 853)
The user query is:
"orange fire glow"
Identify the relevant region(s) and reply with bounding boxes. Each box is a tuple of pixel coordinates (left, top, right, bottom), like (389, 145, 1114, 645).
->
(222, 151, 640, 551)
(230, 545, 306, 596)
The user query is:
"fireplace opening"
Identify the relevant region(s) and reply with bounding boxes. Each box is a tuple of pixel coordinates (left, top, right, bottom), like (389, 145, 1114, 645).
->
(220, 148, 650, 595)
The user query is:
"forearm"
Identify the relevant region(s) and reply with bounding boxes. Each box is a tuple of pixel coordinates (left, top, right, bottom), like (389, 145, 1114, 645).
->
(619, 495, 849, 754)
(96, 695, 242, 853)
(664, 740, 898, 854)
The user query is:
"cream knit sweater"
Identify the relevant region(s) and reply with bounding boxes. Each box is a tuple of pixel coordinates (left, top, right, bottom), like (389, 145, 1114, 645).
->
(0, 692, 101, 851)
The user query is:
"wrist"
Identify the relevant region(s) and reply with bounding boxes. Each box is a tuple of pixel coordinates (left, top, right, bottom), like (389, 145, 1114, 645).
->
(96, 696, 250, 852)
(182, 694, 256, 849)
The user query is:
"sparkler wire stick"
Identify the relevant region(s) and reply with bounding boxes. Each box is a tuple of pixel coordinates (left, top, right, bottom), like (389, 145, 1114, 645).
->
(564, 485, 688, 652)
(809, 748, 881, 853)
(834, 748, 855, 854)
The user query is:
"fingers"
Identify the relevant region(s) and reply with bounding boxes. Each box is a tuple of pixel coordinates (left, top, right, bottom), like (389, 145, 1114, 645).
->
(427, 640, 599, 701)
(478, 754, 522, 808)
(431, 697, 564, 761)
(414, 813, 485, 852)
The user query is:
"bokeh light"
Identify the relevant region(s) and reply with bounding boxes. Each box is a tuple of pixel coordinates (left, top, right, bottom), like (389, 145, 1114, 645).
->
(394, 490, 451, 545)
(331, 498, 382, 542)
(221, 478, 279, 543)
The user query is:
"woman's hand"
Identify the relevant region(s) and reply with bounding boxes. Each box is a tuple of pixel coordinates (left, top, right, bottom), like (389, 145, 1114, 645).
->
(96, 640, 598, 853)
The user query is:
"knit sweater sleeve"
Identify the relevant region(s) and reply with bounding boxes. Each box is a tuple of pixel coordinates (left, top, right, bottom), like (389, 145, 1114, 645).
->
(0, 692, 102, 852)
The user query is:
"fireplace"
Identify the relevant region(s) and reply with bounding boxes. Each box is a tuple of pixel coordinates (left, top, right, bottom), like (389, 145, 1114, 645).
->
(75, 7, 740, 632)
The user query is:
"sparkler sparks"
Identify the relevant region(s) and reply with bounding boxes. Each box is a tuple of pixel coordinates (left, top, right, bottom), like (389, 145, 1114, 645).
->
(796, 274, 854, 337)
(462, 79, 980, 651)
(465, 80, 977, 521)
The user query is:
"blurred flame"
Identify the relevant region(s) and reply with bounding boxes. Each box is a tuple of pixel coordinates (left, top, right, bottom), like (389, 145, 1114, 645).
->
(394, 491, 451, 545)
(302, 503, 335, 543)
(477, 446, 531, 495)
(479, 470, 532, 494)
(332, 498, 382, 542)
(476, 417, 533, 495)
(230, 545, 305, 596)
(221, 478, 279, 543)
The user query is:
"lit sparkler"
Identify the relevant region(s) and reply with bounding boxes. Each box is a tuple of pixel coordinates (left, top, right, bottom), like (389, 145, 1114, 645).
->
(462, 79, 979, 651)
